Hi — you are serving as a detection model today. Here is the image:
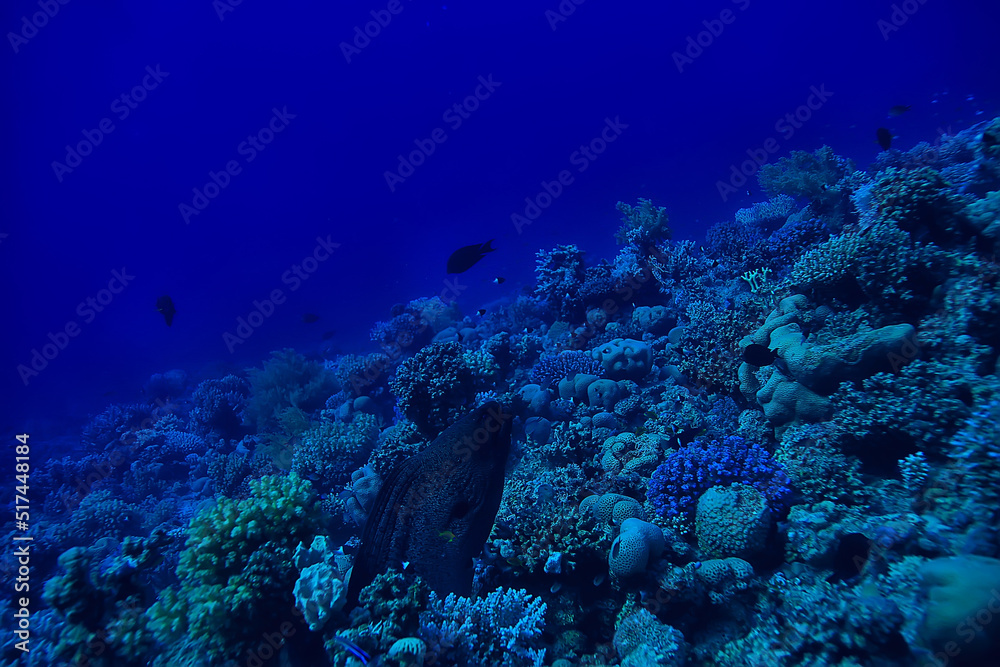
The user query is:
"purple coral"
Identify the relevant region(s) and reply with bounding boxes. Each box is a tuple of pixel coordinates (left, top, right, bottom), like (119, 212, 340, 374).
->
(648, 435, 791, 522)
(530, 350, 603, 387)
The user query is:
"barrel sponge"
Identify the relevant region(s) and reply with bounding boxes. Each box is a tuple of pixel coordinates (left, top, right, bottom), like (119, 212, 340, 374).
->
(919, 556, 1000, 663)
(609, 518, 665, 578)
(593, 338, 653, 381)
(695, 484, 771, 559)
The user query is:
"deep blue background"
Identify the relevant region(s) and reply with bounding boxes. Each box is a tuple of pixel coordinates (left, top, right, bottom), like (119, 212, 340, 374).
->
(3, 0, 999, 432)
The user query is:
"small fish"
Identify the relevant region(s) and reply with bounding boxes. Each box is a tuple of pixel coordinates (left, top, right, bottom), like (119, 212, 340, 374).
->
(402, 560, 411, 570)
(156, 295, 176, 327)
(332, 636, 370, 666)
(477, 308, 487, 316)
(876, 127, 893, 151)
(322, 330, 336, 340)
(523, 326, 534, 334)
(743, 343, 778, 367)
(447, 240, 496, 274)
(887, 104, 911, 117)
(302, 313, 320, 324)
(493, 276, 505, 285)
(439, 530, 456, 542)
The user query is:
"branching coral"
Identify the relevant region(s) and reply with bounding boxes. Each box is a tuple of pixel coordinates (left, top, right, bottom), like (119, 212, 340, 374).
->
(389, 341, 491, 436)
(147, 473, 322, 660)
(189, 375, 249, 439)
(246, 349, 337, 430)
(535, 244, 587, 322)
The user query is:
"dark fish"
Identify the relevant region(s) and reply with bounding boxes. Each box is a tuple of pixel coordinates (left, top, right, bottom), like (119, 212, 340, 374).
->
(888, 105, 911, 117)
(346, 402, 511, 606)
(156, 295, 176, 327)
(477, 308, 487, 316)
(827, 532, 871, 583)
(876, 127, 893, 151)
(493, 277, 505, 285)
(743, 343, 778, 367)
(302, 313, 320, 324)
(321, 330, 336, 340)
(447, 240, 496, 274)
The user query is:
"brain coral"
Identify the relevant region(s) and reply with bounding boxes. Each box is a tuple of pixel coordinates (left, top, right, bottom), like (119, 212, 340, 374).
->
(609, 518, 665, 578)
(695, 484, 771, 559)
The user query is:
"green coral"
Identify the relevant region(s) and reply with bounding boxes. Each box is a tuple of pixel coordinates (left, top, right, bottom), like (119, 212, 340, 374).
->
(148, 473, 322, 660)
(246, 348, 338, 430)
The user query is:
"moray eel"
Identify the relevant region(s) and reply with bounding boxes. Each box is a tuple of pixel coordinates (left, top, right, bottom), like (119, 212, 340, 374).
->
(346, 401, 511, 606)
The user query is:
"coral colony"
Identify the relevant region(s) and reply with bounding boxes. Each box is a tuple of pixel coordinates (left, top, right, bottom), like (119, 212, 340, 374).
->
(13, 119, 1000, 666)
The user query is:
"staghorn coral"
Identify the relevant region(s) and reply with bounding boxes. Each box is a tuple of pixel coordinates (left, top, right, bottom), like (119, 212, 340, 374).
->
(419, 587, 547, 667)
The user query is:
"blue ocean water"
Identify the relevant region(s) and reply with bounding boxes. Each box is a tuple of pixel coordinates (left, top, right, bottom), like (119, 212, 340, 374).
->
(3, 0, 1000, 665)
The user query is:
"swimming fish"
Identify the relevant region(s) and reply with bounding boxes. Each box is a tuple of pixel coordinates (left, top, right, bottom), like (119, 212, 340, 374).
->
(439, 530, 456, 542)
(346, 401, 511, 606)
(887, 105, 911, 117)
(876, 127, 893, 151)
(743, 343, 779, 367)
(477, 308, 487, 316)
(302, 313, 320, 324)
(447, 240, 496, 274)
(332, 636, 370, 665)
(156, 295, 176, 327)
(493, 277, 505, 285)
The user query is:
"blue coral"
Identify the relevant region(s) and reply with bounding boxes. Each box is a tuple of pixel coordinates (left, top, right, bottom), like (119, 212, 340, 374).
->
(648, 435, 791, 524)
(530, 350, 603, 387)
